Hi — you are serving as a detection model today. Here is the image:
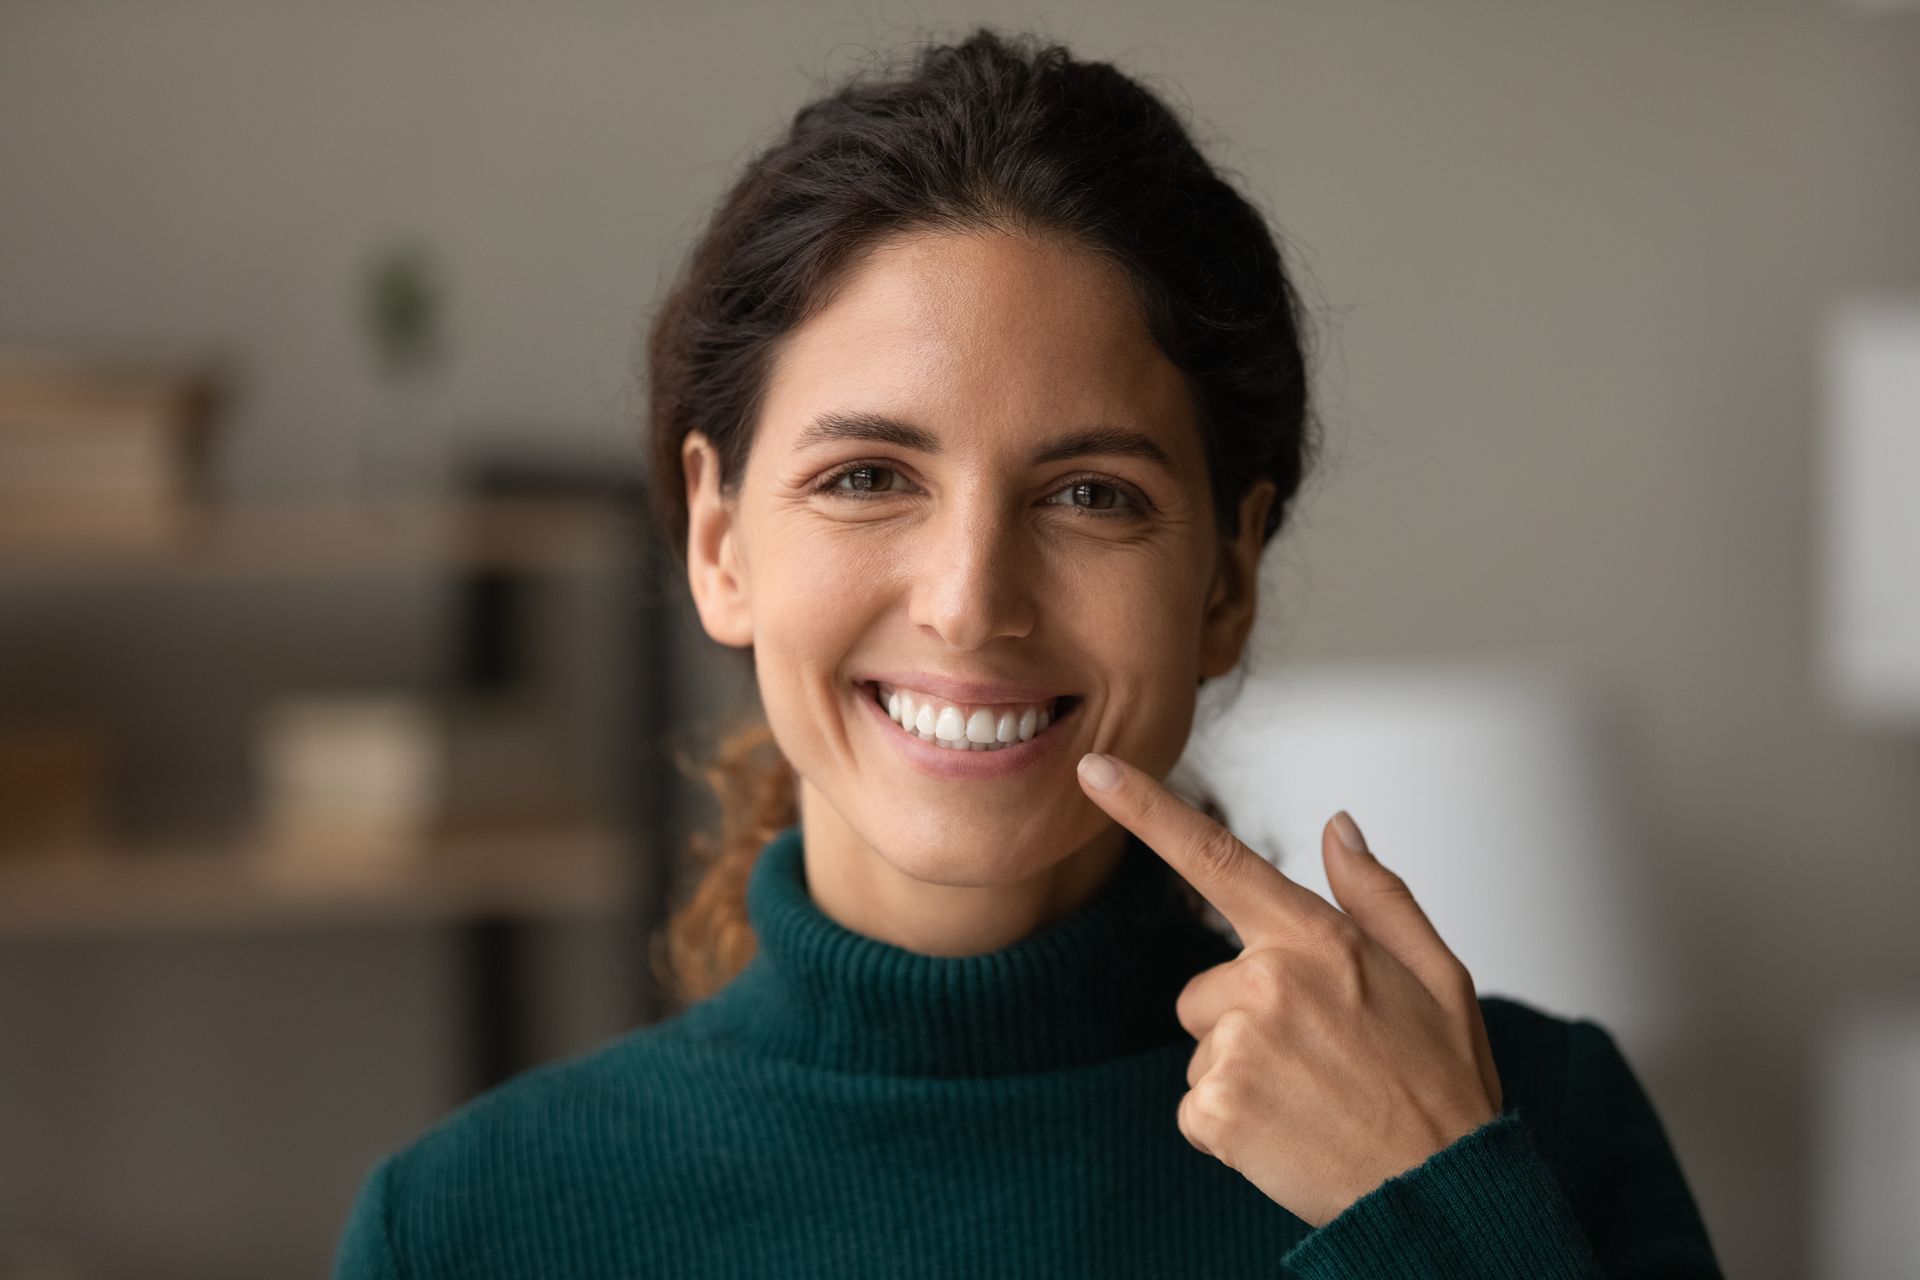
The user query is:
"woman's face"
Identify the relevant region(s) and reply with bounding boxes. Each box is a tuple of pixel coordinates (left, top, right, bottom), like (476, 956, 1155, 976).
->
(683, 228, 1272, 885)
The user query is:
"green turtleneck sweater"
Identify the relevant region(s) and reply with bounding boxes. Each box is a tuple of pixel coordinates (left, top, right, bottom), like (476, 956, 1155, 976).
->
(330, 823, 1724, 1277)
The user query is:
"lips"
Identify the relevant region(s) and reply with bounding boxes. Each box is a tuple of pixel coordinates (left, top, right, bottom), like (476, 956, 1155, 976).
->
(854, 676, 1082, 777)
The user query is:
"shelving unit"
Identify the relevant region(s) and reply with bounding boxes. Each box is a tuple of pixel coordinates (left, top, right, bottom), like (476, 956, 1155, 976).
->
(0, 822, 633, 940)
(0, 487, 674, 1096)
(0, 492, 631, 580)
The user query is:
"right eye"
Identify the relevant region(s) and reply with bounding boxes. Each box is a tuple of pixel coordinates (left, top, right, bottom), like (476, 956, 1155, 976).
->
(817, 463, 912, 497)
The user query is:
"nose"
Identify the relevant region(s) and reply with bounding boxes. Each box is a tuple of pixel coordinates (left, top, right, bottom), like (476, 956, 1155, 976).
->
(908, 498, 1037, 649)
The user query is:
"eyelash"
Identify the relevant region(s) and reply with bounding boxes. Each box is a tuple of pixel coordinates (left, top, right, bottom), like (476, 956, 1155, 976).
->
(812, 461, 1151, 520)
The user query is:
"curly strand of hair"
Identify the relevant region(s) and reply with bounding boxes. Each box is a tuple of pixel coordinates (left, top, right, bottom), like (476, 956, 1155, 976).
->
(652, 714, 797, 1009)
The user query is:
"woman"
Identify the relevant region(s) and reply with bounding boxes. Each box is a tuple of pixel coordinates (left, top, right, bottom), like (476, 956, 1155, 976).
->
(331, 27, 1723, 1278)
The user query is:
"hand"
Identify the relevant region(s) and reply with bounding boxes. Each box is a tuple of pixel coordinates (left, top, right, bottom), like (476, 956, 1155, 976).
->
(1075, 751, 1504, 1229)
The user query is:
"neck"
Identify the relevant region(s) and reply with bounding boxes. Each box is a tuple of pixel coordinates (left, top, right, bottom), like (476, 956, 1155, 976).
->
(683, 815, 1237, 1076)
(796, 777, 1133, 957)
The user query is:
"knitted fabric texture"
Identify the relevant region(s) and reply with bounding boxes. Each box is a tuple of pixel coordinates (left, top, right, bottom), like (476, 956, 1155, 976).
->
(330, 823, 1724, 1278)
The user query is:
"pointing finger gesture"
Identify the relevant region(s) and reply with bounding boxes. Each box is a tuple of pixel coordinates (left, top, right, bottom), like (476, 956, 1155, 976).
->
(1076, 750, 1502, 1228)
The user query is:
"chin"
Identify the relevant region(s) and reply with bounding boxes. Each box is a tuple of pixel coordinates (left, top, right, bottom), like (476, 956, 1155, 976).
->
(857, 809, 1085, 888)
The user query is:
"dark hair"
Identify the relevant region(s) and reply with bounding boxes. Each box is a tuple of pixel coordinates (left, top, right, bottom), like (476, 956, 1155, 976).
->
(641, 26, 1323, 1007)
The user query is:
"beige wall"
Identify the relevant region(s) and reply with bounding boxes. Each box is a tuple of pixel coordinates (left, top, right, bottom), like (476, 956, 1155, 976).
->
(2, 3, 1917, 1277)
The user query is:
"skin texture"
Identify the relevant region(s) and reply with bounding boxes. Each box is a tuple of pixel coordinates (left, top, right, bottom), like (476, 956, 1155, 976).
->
(681, 226, 1273, 957)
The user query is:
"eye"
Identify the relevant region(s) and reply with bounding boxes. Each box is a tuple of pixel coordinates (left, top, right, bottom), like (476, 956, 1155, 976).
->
(1042, 477, 1144, 519)
(816, 463, 913, 497)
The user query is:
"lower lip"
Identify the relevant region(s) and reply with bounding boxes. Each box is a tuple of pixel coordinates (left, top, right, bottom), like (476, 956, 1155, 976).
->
(856, 683, 1079, 780)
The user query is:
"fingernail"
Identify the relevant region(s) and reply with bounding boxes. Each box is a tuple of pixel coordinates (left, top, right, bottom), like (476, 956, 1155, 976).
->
(1078, 752, 1120, 791)
(1332, 810, 1370, 859)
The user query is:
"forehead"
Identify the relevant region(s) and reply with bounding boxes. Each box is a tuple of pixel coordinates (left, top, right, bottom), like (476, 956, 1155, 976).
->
(758, 229, 1198, 459)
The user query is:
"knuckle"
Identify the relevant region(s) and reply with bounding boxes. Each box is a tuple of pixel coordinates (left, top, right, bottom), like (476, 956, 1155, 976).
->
(1189, 824, 1245, 884)
(1243, 948, 1292, 1011)
(1369, 864, 1411, 898)
(1187, 1075, 1235, 1131)
(1212, 1006, 1256, 1059)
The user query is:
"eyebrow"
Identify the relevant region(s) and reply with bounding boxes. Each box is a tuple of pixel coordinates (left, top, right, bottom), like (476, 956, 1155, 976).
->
(793, 409, 1178, 475)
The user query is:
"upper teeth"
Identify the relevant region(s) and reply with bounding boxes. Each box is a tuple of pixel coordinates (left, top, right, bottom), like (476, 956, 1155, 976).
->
(875, 682, 1059, 751)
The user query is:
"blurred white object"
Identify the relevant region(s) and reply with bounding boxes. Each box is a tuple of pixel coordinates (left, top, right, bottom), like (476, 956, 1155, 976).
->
(1180, 661, 1674, 1051)
(1809, 1003, 1920, 1280)
(1819, 296, 1920, 729)
(253, 692, 444, 878)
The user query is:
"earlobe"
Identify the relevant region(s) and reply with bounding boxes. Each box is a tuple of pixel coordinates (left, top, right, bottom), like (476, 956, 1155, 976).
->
(681, 431, 754, 649)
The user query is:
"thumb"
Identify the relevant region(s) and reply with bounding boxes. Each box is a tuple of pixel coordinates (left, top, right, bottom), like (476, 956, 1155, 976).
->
(1320, 811, 1449, 994)
(1323, 811, 1502, 1109)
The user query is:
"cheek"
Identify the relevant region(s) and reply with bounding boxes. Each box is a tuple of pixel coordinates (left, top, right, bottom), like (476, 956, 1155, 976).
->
(744, 531, 883, 748)
(751, 515, 886, 629)
(1063, 552, 1210, 759)
(746, 523, 920, 675)
(1056, 543, 1209, 660)
(759, 561, 869, 652)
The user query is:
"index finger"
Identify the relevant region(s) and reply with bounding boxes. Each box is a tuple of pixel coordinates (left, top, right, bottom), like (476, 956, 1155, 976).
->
(1076, 750, 1337, 947)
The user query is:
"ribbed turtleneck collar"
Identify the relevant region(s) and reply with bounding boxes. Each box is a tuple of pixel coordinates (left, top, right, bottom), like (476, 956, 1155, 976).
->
(683, 823, 1240, 1078)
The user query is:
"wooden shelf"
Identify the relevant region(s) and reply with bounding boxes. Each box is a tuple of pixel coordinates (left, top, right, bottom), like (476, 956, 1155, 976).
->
(0, 822, 639, 940)
(0, 494, 634, 581)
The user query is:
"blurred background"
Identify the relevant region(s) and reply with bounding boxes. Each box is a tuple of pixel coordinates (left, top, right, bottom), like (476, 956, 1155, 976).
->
(1, 2, 1916, 1277)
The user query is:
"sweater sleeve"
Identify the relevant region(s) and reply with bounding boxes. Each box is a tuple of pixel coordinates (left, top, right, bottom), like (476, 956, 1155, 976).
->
(1549, 1018, 1725, 1274)
(1278, 1017, 1724, 1279)
(330, 1153, 407, 1280)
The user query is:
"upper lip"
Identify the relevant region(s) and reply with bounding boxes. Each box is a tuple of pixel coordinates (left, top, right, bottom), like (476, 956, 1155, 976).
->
(857, 671, 1074, 706)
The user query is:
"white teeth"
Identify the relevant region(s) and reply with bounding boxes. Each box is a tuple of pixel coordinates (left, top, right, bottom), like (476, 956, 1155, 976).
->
(934, 706, 966, 742)
(872, 681, 1067, 753)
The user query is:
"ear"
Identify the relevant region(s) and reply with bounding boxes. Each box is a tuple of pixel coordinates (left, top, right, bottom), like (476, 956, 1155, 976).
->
(1197, 479, 1275, 680)
(681, 430, 754, 649)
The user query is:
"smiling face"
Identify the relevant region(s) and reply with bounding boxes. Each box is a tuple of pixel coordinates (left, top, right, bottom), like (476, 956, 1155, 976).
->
(682, 227, 1273, 890)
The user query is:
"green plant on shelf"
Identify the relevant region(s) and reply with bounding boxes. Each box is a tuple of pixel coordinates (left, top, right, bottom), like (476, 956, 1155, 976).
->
(357, 238, 450, 497)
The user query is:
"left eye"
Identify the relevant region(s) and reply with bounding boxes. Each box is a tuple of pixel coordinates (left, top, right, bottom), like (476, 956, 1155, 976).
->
(1046, 480, 1132, 512)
